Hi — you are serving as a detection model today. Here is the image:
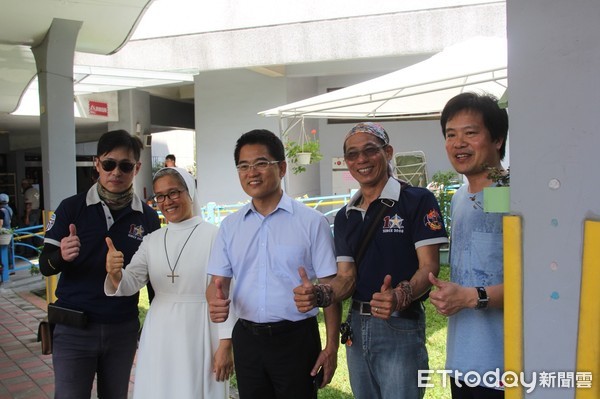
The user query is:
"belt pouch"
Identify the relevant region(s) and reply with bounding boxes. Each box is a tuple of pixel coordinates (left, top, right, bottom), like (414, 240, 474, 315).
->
(47, 303, 88, 328)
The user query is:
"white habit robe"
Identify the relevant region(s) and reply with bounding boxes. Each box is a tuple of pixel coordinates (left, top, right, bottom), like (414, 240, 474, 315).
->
(105, 216, 235, 399)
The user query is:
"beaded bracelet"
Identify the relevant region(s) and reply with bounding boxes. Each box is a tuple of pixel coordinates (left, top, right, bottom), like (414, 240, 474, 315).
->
(315, 284, 334, 308)
(393, 280, 413, 311)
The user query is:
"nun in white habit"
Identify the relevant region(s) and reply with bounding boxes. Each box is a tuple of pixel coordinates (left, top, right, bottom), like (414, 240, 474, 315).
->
(105, 167, 235, 399)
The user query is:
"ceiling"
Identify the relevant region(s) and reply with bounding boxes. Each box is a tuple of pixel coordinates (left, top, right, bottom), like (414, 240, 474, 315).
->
(0, 0, 161, 136)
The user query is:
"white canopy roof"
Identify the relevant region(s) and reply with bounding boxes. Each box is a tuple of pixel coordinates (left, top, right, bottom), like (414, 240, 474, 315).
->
(259, 36, 507, 120)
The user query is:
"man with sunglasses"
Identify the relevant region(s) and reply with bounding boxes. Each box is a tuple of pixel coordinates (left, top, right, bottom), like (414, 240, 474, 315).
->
(293, 122, 448, 399)
(39, 129, 161, 398)
(207, 129, 340, 399)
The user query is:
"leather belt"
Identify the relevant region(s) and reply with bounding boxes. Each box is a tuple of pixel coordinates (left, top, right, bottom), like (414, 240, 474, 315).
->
(351, 300, 421, 319)
(239, 317, 316, 336)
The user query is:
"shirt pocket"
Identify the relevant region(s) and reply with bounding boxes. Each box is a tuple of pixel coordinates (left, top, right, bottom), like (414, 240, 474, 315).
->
(271, 244, 308, 285)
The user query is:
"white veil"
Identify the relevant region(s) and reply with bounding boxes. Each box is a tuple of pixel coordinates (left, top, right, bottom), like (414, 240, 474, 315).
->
(153, 167, 203, 217)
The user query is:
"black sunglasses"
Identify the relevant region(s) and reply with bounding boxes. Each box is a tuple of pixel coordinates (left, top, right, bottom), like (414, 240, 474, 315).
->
(99, 159, 136, 173)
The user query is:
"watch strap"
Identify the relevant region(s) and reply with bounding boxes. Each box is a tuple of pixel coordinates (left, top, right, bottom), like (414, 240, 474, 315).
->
(475, 286, 489, 309)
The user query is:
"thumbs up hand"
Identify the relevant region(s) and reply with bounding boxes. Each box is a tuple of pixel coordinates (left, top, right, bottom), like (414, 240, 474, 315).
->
(293, 266, 317, 313)
(208, 278, 231, 323)
(215, 279, 227, 300)
(60, 224, 81, 262)
(428, 272, 470, 317)
(370, 274, 396, 320)
(105, 237, 125, 286)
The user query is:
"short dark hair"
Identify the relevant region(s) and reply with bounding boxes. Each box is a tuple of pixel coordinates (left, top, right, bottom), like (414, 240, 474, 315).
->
(97, 130, 144, 161)
(165, 154, 176, 162)
(440, 92, 509, 160)
(234, 129, 285, 164)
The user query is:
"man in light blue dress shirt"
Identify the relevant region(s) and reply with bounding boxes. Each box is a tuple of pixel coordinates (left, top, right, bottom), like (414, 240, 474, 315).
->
(207, 129, 340, 399)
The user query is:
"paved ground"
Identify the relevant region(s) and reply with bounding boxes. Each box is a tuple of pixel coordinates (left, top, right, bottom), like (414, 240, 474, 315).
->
(0, 270, 67, 399)
(0, 269, 239, 399)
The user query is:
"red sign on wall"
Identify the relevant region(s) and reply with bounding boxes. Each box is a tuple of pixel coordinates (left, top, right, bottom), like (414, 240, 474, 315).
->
(89, 101, 108, 116)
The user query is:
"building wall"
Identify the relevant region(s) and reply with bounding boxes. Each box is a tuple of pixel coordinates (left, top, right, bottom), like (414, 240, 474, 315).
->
(507, 1, 600, 397)
(195, 69, 285, 205)
(194, 67, 454, 206)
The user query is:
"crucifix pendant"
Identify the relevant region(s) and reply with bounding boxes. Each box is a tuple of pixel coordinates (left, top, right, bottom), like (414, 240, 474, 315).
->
(167, 272, 179, 283)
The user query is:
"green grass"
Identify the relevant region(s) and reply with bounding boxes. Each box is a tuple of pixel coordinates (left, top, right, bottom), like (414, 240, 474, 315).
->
(137, 265, 451, 398)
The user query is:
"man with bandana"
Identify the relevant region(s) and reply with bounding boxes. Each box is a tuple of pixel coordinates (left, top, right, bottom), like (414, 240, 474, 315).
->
(293, 122, 448, 399)
(39, 130, 161, 399)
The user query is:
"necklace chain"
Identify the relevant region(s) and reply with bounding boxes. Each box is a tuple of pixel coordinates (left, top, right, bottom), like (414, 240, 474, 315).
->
(164, 224, 199, 283)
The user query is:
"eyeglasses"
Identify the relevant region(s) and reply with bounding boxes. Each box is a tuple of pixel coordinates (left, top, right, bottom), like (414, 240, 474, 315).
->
(344, 144, 387, 161)
(154, 189, 185, 203)
(236, 160, 280, 173)
(99, 159, 137, 173)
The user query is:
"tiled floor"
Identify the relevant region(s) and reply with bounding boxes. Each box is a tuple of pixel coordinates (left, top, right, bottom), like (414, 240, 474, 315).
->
(0, 274, 135, 399)
(0, 288, 60, 399)
(0, 272, 238, 399)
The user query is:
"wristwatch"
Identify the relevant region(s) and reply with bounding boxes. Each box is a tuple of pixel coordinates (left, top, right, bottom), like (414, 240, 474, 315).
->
(475, 286, 489, 309)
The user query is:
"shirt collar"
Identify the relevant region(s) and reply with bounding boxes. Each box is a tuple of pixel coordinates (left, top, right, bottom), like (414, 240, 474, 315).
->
(86, 183, 144, 212)
(243, 192, 294, 218)
(345, 177, 401, 216)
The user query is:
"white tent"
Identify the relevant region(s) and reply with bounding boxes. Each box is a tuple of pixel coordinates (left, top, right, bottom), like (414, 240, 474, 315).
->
(259, 36, 507, 120)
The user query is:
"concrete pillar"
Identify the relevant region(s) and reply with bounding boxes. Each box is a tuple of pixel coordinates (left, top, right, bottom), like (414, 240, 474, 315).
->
(108, 90, 153, 202)
(31, 18, 82, 211)
(507, 1, 600, 397)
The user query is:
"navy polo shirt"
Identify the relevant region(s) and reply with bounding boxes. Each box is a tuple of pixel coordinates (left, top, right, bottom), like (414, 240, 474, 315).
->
(334, 178, 448, 302)
(44, 184, 161, 323)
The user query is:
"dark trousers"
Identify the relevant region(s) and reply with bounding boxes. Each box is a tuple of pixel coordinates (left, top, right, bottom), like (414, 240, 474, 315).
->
(52, 318, 139, 399)
(450, 377, 505, 399)
(232, 317, 321, 399)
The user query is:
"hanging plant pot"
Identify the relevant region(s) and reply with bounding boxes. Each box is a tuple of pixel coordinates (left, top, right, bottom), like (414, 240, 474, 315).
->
(297, 152, 312, 165)
(0, 234, 12, 246)
(483, 186, 510, 213)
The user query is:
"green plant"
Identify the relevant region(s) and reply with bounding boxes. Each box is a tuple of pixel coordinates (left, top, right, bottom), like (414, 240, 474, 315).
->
(485, 165, 510, 186)
(0, 227, 14, 235)
(285, 139, 323, 174)
(283, 118, 323, 174)
(429, 170, 460, 236)
(152, 161, 166, 175)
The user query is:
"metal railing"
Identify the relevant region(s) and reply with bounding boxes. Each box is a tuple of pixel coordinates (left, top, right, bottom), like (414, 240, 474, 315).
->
(0, 225, 44, 283)
(200, 193, 352, 227)
(0, 194, 354, 282)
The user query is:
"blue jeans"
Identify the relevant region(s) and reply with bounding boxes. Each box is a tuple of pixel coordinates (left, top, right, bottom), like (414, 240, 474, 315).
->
(52, 319, 139, 399)
(346, 304, 428, 399)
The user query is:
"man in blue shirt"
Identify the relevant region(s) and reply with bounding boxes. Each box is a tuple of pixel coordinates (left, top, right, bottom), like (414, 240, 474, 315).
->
(0, 193, 13, 229)
(207, 129, 340, 399)
(39, 130, 161, 399)
(428, 92, 507, 399)
(294, 122, 448, 399)
(0, 193, 15, 272)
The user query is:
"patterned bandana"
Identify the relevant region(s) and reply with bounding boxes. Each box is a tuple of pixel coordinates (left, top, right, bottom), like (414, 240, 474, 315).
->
(344, 122, 389, 145)
(97, 183, 134, 211)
